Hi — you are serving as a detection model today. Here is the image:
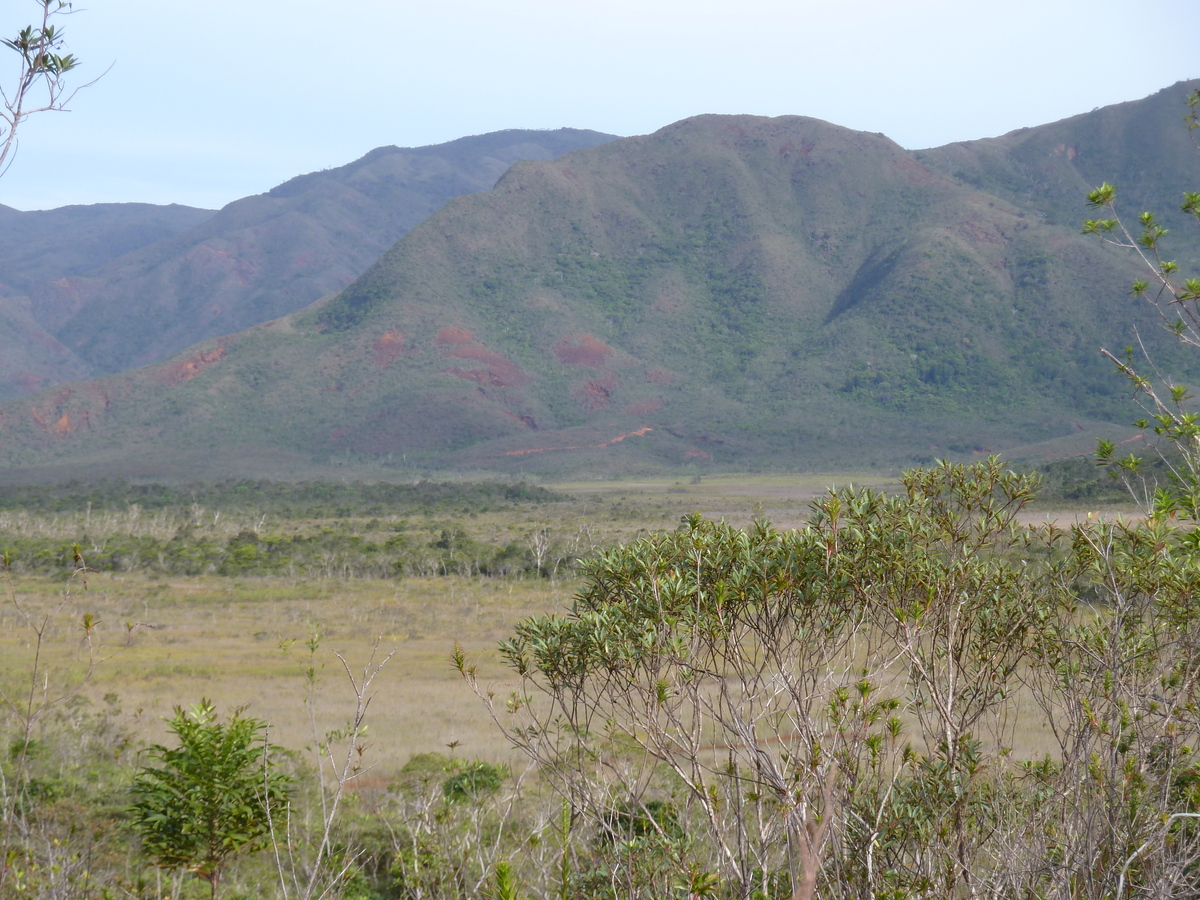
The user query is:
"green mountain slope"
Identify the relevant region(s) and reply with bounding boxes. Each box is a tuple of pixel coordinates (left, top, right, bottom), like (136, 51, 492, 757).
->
(917, 81, 1200, 236)
(0, 100, 1189, 479)
(28, 129, 617, 378)
(0, 296, 91, 402)
(0, 202, 214, 294)
(0, 202, 215, 402)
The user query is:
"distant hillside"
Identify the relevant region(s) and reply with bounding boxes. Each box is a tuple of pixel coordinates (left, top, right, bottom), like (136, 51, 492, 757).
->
(0, 202, 214, 293)
(918, 82, 1200, 241)
(0, 295, 92, 401)
(22, 129, 618, 379)
(2, 91, 1195, 480)
(0, 202, 215, 401)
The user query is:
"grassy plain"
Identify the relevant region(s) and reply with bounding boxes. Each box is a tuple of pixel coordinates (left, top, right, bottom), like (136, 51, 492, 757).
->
(0, 468, 1123, 784)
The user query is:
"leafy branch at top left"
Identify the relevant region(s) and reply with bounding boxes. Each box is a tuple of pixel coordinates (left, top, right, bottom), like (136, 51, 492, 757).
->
(1, 0, 100, 179)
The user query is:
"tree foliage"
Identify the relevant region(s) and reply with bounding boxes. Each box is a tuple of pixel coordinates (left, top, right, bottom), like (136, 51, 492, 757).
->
(2, 460, 1200, 897)
(1086, 89, 1200, 520)
(1, 0, 85, 178)
(129, 700, 291, 898)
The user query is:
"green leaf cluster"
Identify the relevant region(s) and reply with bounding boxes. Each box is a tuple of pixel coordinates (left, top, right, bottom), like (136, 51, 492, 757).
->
(129, 701, 291, 894)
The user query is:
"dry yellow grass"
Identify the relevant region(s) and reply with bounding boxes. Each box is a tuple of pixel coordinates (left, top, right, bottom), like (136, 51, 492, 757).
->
(0, 572, 568, 779)
(0, 472, 1122, 782)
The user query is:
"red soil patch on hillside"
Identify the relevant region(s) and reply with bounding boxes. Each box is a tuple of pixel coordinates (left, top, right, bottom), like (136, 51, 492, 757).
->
(53, 409, 89, 435)
(159, 347, 227, 386)
(26, 387, 92, 437)
(604, 427, 652, 445)
(436, 326, 476, 345)
(437, 330, 531, 388)
(499, 427, 654, 456)
(443, 348, 530, 388)
(553, 334, 612, 368)
(573, 375, 615, 411)
(502, 410, 538, 429)
(372, 331, 407, 367)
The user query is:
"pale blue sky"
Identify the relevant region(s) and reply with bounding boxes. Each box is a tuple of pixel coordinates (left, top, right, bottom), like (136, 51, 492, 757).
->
(2, 0, 1198, 211)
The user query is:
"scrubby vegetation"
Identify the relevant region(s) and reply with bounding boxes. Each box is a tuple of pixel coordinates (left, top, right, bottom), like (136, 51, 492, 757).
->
(0, 480, 589, 580)
(0, 479, 563, 517)
(1, 461, 1198, 898)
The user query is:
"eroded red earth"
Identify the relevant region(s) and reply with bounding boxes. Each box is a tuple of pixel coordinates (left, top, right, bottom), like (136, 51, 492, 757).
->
(573, 375, 615, 411)
(372, 331, 407, 367)
(499, 426, 654, 456)
(20, 387, 93, 437)
(159, 347, 227, 386)
(436, 327, 531, 388)
(553, 334, 613, 368)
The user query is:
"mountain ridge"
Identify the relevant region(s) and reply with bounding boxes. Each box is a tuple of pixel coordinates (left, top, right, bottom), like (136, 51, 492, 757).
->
(3, 88, 1199, 479)
(0, 128, 618, 395)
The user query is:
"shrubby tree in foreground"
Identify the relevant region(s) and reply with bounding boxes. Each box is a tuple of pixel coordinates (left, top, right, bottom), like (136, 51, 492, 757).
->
(463, 458, 1200, 899)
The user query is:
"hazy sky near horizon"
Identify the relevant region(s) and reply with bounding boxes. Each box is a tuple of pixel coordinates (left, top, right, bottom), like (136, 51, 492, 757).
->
(1, 0, 1198, 211)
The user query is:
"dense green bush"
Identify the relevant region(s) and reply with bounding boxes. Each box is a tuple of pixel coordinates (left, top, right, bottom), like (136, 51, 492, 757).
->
(130, 702, 291, 898)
